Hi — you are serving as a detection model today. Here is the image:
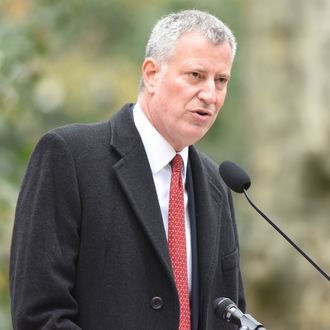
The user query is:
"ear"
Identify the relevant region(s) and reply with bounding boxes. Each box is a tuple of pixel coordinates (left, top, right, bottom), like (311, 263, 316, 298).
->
(142, 57, 161, 94)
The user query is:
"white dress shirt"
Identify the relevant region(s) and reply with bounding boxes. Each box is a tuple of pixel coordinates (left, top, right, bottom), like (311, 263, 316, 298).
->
(133, 102, 192, 291)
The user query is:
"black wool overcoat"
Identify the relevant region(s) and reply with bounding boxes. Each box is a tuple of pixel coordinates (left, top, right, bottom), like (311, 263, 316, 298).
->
(10, 104, 245, 329)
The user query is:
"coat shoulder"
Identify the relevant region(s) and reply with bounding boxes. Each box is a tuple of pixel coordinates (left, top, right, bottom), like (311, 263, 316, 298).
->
(46, 103, 133, 153)
(50, 120, 111, 149)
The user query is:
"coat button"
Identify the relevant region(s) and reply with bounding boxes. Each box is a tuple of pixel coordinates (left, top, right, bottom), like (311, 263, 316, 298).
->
(150, 296, 163, 310)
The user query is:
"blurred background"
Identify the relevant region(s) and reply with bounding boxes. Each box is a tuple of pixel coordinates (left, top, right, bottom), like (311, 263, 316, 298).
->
(1, 0, 329, 329)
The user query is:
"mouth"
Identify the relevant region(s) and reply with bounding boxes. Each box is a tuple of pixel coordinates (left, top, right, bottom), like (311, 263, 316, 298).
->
(190, 108, 214, 124)
(192, 108, 213, 117)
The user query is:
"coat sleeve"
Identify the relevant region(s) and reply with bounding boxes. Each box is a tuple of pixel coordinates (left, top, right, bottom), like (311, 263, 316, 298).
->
(10, 131, 82, 329)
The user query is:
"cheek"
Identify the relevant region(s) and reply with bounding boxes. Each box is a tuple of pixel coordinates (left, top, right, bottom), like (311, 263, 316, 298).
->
(209, 111, 220, 129)
(161, 75, 192, 99)
(156, 79, 181, 104)
(216, 91, 227, 108)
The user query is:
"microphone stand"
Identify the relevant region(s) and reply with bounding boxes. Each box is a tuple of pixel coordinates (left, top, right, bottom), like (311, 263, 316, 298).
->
(239, 326, 265, 330)
(243, 189, 330, 282)
(213, 297, 267, 330)
(235, 313, 266, 330)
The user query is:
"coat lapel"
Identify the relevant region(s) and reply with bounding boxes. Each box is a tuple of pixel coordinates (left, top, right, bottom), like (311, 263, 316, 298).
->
(109, 104, 173, 277)
(189, 147, 223, 306)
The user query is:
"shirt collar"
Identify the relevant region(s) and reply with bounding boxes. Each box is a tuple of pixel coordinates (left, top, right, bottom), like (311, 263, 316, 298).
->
(133, 102, 188, 176)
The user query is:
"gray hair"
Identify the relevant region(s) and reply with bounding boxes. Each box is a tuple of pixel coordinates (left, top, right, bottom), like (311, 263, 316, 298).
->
(139, 9, 237, 90)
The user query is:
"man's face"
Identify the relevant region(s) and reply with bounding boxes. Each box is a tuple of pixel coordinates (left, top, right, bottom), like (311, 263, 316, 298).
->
(142, 31, 233, 151)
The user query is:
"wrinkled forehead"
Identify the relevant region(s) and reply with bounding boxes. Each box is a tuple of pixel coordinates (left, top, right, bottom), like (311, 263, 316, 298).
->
(165, 31, 233, 64)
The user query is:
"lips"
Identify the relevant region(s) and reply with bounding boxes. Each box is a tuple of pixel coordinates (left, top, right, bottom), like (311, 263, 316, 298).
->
(192, 108, 213, 117)
(190, 109, 214, 123)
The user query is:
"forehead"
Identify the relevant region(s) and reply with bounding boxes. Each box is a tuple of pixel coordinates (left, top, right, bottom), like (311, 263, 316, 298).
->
(167, 31, 233, 70)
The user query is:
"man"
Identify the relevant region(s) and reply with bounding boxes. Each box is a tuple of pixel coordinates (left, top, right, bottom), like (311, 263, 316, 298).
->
(10, 9, 245, 330)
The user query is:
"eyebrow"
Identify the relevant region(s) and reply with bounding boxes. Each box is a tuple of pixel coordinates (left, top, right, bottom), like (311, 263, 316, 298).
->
(183, 63, 231, 78)
(216, 73, 231, 79)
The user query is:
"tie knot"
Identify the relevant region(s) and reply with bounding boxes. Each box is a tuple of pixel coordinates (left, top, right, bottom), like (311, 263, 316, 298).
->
(171, 154, 183, 174)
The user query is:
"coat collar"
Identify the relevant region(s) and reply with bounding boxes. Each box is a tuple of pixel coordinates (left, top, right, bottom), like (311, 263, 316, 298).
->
(109, 104, 173, 276)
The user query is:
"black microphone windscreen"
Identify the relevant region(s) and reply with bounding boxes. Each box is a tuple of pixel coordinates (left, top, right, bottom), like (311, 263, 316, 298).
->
(213, 297, 236, 319)
(219, 161, 251, 193)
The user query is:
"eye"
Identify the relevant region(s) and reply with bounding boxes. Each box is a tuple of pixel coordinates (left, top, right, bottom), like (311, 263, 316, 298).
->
(217, 77, 228, 84)
(190, 72, 201, 79)
(215, 76, 229, 89)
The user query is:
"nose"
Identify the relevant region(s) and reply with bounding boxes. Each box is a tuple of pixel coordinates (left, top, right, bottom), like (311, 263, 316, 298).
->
(197, 79, 217, 105)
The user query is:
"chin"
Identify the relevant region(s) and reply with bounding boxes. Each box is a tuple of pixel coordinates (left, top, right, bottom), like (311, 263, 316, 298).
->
(192, 130, 208, 142)
(186, 135, 207, 147)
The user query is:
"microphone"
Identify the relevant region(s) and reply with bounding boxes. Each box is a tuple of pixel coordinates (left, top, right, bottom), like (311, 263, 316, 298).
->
(219, 160, 330, 282)
(214, 297, 266, 330)
(219, 161, 251, 193)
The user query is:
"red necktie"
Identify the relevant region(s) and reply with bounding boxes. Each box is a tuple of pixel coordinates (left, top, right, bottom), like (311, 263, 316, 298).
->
(168, 154, 191, 330)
